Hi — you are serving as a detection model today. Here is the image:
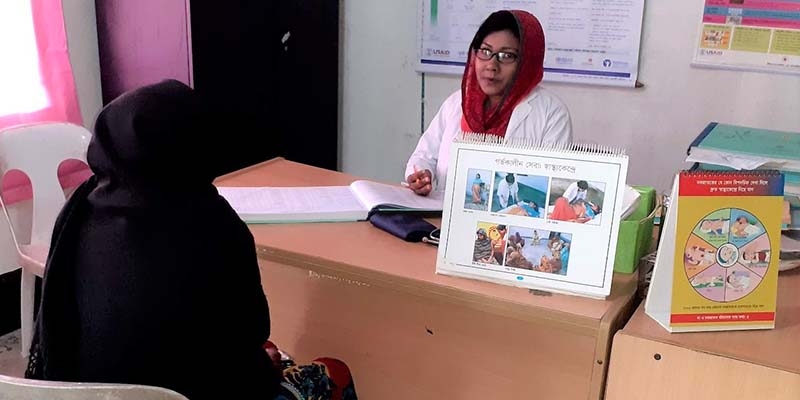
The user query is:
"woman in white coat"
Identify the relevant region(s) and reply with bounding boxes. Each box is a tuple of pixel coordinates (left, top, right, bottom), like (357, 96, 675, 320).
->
(496, 173, 520, 208)
(405, 9, 572, 195)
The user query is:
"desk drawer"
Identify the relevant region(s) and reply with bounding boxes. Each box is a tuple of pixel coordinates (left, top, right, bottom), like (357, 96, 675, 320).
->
(259, 259, 599, 399)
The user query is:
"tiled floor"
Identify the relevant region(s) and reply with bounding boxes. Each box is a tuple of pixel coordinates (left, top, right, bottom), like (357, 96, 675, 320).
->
(0, 330, 26, 377)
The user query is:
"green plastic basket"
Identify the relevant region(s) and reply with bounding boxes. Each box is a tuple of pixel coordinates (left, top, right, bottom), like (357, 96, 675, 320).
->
(614, 186, 657, 274)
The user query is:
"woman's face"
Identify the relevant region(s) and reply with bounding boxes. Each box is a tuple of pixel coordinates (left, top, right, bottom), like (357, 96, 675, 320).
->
(474, 29, 520, 105)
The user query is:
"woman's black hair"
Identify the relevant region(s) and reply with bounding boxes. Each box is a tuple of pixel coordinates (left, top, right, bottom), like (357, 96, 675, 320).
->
(469, 10, 520, 50)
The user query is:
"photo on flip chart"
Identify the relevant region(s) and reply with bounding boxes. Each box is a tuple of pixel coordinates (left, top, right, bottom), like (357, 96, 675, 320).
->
(501, 226, 572, 276)
(463, 168, 492, 211)
(471, 221, 508, 265)
(547, 178, 606, 225)
(490, 172, 548, 217)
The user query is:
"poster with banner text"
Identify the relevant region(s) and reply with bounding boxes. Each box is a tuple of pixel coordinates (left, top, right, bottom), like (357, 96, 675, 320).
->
(417, 0, 646, 87)
(693, 0, 800, 75)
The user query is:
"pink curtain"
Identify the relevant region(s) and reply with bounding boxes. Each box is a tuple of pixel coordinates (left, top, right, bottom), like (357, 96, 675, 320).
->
(0, 0, 89, 205)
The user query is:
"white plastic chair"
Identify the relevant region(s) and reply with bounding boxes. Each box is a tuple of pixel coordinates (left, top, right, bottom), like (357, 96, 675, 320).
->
(0, 203, 22, 276)
(0, 373, 190, 400)
(0, 122, 91, 358)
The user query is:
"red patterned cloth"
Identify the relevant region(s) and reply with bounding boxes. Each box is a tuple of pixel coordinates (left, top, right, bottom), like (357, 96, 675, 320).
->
(549, 197, 577, 222)
(266, 342, 358, 400)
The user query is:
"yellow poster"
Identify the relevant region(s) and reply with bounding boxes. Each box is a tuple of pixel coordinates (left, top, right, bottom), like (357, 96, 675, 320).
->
(670, 170, 783, 330)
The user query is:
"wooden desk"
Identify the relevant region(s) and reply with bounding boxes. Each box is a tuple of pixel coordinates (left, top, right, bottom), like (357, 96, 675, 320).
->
(605, 269, 800, 399)
(216, 158, 639, 399)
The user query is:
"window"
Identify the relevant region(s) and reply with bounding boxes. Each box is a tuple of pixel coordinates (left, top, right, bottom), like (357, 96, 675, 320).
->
(0, 2, 48, 116)
(0, 0, 85, 205)
(0, 0, 81, 128)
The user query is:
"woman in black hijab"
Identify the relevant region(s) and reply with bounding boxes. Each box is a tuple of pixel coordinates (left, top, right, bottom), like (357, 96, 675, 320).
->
(25, 80, 356, 400)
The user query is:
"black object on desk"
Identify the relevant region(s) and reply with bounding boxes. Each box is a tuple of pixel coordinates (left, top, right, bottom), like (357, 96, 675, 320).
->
(368, 213, 438, 243)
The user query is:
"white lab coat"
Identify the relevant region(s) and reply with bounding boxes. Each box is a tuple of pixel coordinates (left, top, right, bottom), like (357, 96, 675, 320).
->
(496, 178, 519, 209)
(405, 86, 572, 191)
(562, 181, 588, 204)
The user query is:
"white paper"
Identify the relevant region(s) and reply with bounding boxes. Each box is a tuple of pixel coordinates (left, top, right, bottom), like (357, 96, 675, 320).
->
(620, 185, 642, 220)
(350, 180, 445, 211)
(216, 181, 446, 223)
(216, 186, 366, 222)
(686, 149, 784, 170)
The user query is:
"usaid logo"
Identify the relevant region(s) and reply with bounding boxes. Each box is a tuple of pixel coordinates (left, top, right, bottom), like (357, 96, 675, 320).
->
(700, 49, 723, 56)
(555, 57, 573, 64)
(426, 48, 450, 56)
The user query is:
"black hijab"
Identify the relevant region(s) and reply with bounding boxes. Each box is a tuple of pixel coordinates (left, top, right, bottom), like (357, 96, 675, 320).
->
(26, 80, 279, 399)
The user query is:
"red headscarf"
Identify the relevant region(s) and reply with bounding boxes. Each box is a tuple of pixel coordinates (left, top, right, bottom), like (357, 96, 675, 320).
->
(461, 10, 545, 137)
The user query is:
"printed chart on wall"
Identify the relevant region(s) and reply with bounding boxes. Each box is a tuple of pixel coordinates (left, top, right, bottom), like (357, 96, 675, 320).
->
(417, 0, 646, 87)
(693, 0, 800, 74)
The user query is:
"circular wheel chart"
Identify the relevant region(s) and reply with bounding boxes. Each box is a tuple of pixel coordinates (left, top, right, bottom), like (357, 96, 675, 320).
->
(683, 208, 771, 303)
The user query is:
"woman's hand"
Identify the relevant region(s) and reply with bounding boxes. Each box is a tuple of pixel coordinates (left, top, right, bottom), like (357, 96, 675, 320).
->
(406, 169, 433, 196)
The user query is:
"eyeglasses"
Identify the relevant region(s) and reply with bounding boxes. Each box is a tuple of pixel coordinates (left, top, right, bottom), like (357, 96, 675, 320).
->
(474, 48, 518, 64)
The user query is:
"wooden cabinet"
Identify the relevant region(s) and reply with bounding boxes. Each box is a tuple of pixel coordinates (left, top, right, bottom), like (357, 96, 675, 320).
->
(94, 1, 339, 173)
(605, 272, 800, 400)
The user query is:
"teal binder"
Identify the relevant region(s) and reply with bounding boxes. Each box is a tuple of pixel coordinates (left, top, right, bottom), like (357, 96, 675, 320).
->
(689, 122, 800, 162)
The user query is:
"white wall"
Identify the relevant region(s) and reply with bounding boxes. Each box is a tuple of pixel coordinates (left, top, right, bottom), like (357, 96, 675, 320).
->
(341, 1, 800, 193)
(63, 0, 103, 127)
(340, 0, 422, 181)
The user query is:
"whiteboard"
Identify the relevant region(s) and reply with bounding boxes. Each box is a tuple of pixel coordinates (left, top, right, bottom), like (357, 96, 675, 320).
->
(417, 0, 646, 87)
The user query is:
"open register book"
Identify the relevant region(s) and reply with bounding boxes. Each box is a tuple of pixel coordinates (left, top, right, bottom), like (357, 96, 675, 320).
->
(216, 180, 444, 223)
(436, 134, 629, 299)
